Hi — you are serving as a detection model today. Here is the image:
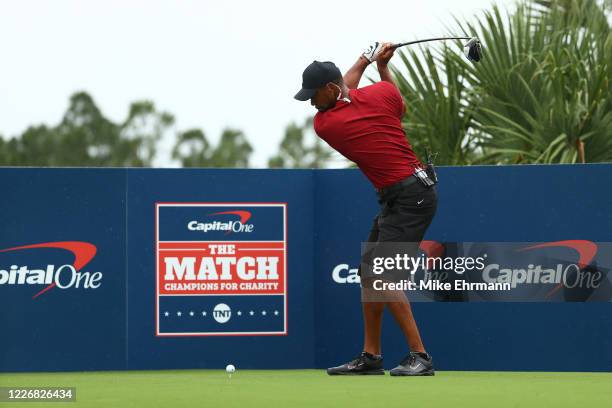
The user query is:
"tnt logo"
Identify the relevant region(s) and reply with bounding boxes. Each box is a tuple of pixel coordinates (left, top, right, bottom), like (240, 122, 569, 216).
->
(213, 303, 232, 323)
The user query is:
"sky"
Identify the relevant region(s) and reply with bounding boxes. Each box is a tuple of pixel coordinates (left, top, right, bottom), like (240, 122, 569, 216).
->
(0, 0, 511, 167)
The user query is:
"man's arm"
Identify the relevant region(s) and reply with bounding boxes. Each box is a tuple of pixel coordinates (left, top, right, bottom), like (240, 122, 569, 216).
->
(376, 44, 406, 116)
(343, 56, 370, 89)
(377, 63, 394, 84)
(376, 43, 397, 86)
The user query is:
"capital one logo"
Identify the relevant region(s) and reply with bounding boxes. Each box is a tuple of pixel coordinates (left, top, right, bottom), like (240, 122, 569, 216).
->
(187, 210, 255, 234)
(0, 241, 102, 299)
(489, 240, 600, 297)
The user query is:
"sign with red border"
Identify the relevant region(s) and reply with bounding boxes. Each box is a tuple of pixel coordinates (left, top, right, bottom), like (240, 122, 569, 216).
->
(155, 203, 287, 336)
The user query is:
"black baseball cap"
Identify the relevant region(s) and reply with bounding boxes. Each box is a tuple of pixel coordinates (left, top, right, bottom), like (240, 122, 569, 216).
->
(294, 61, 342, 101)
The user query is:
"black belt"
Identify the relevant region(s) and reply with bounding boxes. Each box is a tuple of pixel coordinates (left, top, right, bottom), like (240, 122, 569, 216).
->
(376, 175, 418, 196)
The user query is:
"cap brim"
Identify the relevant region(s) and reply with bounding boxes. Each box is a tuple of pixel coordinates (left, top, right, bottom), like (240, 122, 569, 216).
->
(294, 88, 316, 101)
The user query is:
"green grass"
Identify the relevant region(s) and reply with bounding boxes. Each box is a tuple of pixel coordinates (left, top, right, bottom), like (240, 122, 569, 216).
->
(1, 370, 611, 408)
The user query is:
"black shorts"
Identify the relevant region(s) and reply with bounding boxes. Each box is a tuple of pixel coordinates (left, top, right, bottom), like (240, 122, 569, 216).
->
(359, 181, 438, 279)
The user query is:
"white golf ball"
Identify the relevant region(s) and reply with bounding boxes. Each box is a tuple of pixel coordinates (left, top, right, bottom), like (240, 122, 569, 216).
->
(226, 364, 236, 374)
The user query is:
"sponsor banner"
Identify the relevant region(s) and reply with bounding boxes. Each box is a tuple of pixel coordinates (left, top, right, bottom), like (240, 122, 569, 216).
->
(156, 203, 287, 336)
(334, 241, 612, 302)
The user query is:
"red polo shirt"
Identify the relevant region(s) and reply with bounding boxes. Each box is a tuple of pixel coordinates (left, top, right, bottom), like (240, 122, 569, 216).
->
(313, 81, 421, 189)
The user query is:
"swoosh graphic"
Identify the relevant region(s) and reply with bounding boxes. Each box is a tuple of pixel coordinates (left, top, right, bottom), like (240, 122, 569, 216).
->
(518, 240, 597, 268)
(209, 210, 252, 224)
(209, 210, 253, 235)
(0, 241, 97, 299)
(518, 240, 597, 298)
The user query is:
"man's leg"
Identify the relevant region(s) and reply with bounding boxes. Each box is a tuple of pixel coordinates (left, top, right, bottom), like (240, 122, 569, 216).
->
(362, 301, 385, 355)
(385, 273, 435, 376)
(327, 299, 385, 375)
(327, 218, 386, 375)
(359, 215, 384, 356)
(326, 291, 386, 375)
(382, 184, 437, 376)
(386, 297, 425, 353)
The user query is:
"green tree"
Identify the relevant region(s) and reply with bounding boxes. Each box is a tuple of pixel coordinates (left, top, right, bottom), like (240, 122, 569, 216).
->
(268, 117, 333, 168)
(0, 91, 174, 166)
(209, 129, 253, 168)
(172, 128, 253, 168)
(172, 129, 211, 167)
(391, 0, 612, 164)
(119, 100, 175, 166)
(0, 133, 21, 165)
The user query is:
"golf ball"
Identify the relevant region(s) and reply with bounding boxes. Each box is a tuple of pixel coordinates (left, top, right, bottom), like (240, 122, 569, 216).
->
(226, 364, 236, 374)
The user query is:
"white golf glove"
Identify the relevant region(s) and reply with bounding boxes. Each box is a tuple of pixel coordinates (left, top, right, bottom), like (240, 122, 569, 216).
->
(362, 42, 384, 63)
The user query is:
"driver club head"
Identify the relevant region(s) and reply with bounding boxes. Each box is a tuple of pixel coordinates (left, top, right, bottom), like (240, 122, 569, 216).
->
(463, 37, 483, 62)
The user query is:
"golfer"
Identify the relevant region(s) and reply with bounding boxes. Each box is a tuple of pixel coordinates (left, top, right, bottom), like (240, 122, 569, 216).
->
(294, 43, 437, 376)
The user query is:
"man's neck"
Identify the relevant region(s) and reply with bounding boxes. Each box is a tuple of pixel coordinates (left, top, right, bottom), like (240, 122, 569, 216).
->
(340, 85, 351, 101)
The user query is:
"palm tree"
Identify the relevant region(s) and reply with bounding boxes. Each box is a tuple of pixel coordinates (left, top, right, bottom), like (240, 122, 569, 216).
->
(391, 0, 612, 165)
(391, 46, 475, 165)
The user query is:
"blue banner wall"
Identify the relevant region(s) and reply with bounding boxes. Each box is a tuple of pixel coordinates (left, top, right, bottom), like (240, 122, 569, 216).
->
(314, 165, 612, 372)
(1, 165, 611, 372)
(0, 169, 127, 371)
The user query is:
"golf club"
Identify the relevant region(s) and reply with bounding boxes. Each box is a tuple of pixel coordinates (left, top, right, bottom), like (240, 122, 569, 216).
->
(391, 36, 483, 62)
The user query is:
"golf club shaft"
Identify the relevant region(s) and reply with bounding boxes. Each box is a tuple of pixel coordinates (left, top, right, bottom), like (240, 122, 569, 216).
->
(392, 36, 473, 49)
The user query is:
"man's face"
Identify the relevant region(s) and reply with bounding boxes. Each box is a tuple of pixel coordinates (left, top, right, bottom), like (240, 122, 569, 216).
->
(311, 83, 340, 112)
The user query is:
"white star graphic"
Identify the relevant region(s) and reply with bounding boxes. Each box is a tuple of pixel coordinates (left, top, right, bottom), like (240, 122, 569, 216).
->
(189, 311, 194, 316)
(249, 310, 254, 316)
(202, 311, 207, 316)
(262, 310, 267, 316)
(177, 311, 182, 317)
(237, 311, 242, 316)
(274, 310, 279, 316)
(164, 311, 169, 317)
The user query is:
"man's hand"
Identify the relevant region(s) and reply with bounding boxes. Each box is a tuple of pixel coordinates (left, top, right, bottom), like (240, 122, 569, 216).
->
(375, 43, 396, 66)
(348, 41, 396, 89)
(362, 42, 384, 63)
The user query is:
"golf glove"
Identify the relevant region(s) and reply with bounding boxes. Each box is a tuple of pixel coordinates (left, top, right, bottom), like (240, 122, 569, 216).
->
(362, 42, 384, 63)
